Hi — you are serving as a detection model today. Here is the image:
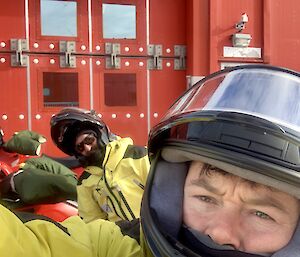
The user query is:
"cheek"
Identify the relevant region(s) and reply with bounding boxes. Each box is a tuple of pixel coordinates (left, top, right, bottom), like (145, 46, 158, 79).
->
(183, 195, 210, 231)
(242, 228, 294, 254)
(239, 214, 297, 253)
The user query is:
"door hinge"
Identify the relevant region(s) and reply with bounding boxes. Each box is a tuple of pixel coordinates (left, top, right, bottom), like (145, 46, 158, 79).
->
(59, 41, 76, 68)
(174, 45, 186, 70)
(10, 39, 29, 67)
(147, 44, 162, 70)
(105, 43, 121, 69)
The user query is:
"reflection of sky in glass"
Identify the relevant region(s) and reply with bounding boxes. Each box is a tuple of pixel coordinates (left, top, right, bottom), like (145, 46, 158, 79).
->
(103, 4, 136, 39)
(41, 0, 77, 37)
(204, 70, 300, 129)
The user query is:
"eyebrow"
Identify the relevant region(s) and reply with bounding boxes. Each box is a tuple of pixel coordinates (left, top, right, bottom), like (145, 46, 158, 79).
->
(241, 195, 288, 214)
(190, 177, 226, 196)
(190, 177, 289, 213)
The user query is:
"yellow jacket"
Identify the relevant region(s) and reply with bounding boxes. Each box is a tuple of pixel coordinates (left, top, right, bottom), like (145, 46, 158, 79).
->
(77, 137, 150, 223)
(0, 204, 140, 257)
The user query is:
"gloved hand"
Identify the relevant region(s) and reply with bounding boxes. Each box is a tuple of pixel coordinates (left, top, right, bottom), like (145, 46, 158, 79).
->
(3, 130, 46, 156)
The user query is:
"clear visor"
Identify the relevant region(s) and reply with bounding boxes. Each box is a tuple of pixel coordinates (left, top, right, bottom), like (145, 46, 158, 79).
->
(165, 67, 300, 132)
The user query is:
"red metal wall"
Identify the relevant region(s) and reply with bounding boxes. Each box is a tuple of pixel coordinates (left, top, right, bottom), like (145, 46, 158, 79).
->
(0, 2, 28, 138)
(1, 0, 300, 156)
(186, 0, 300, 76)
(0, 0, 187, 156)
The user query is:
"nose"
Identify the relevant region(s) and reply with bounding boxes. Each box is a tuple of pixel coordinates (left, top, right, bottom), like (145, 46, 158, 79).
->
(204, 213, 241, 250)
(82, 144, 92, 155)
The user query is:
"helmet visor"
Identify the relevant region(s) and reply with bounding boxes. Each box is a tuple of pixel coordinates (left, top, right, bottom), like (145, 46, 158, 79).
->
(165, 67, 300, 132)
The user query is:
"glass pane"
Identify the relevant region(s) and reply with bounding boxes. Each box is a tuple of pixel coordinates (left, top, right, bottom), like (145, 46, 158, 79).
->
(43, 72, 79, 107)
(104, 73, 137, 106)
(41, 0, 77, 37)
(102, 4, 136, 39)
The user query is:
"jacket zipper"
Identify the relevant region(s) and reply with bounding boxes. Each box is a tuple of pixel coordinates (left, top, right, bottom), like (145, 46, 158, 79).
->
(107, 196, 122, 220)
(116, 186, 136, 220)
(102, 149, 130, 221)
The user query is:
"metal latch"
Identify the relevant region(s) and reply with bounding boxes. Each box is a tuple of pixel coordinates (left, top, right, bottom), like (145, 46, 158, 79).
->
(174, 45, 186, 70)
(105, 43, 121, 69)
(147, 44, 162, 70)
(59, 41, 76, 68)
(10, 39, 29, 67)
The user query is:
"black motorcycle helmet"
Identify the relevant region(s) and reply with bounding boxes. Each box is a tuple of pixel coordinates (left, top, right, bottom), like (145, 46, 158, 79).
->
(50, 107, 116, 156)
(141, 65, 300, 257)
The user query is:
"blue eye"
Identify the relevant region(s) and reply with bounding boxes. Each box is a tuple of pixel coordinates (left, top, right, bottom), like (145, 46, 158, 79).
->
(197, 195, 214, 203)
(255, 211, 273, 220)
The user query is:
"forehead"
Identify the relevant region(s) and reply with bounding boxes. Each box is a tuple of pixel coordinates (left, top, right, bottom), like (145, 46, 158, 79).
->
(187, 161, 273, 192)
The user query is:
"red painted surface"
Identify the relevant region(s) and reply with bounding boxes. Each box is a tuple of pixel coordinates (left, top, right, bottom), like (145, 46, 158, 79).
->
(0, 2, 28, 141)
(149, 0, 187, 127)
(0, 1, 300, 156)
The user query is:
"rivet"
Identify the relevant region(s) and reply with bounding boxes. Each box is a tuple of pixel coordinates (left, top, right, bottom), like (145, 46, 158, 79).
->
(50, 59, 55, 64)
(166, 48, 171, 53)
(98, 113, 102, 118)
(2, 114, 7, 120)
(139, 47, 144, 52)
(81, 60, 86, 65)
(33, 58, 39, 64)
(166, 62, 171, 67)
(153, 113, 158, 118)
(19, 114, 24, 120)
(33, 43, 39, 48)
(139, 61, 144, 67)
(112, 114, 117, 119)
(49, 43, 55, 49)
(0, 42, 6, 48)
(126, 113, 131, 118)
(124, 47, 130, 52)
(140, 113, 144, 118)
(0, 58, 5, 63)
(95, 45, 101, 51)
(125, 61, 130, 66)
(96, 60, 101, 65)
(81, 45, 86, 51)
(35, 114, 41, 120)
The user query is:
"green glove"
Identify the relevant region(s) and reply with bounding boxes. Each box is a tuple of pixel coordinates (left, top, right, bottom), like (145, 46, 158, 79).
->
(3, 130, 46, 156)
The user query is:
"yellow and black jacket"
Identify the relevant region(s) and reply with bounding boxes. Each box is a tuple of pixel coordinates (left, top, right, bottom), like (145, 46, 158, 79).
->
(0, 204, 140, 257)
(77, 137, 150, 223)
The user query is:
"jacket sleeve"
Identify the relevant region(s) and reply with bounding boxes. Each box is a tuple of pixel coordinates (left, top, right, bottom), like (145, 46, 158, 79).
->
(77, 172, 107, 222)
(0, 204, 141, 257)
(123, 145, 150, 186)
(0, 204, 93, 257)
(22, 155, 77, 185)
(89, 219, 141, 257)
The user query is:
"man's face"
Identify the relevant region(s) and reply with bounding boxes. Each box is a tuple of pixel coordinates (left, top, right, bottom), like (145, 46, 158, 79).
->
(75, 133, 98, 157)
(183, 161, 300, 255)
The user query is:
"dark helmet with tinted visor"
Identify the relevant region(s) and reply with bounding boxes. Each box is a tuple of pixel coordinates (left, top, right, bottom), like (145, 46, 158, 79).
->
(141, 65, 300, 257)
(50, 107, 116, 156)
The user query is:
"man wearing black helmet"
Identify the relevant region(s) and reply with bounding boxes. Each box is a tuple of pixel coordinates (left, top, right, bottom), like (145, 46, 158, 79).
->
(1, 65, 300, 257)
(141, 65, 300, 257)
(51, 107, 150, 223)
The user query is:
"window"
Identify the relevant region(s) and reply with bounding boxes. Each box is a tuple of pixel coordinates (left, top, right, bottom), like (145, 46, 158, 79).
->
(43, 72, 79, 107)
(41, 0, 77, 37)
(104, 73, 137, 106)
(102, 4, 136, 39)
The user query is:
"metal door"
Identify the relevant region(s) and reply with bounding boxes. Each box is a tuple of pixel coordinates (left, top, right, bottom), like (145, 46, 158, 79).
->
(0, 0, 187, 156)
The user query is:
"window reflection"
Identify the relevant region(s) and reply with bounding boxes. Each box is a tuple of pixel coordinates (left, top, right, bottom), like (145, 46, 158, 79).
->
(41, 0, 77, 37)
(104, 73, 137, 106)
(43, 72, 79, 107)
(102, 4, 136, 39)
